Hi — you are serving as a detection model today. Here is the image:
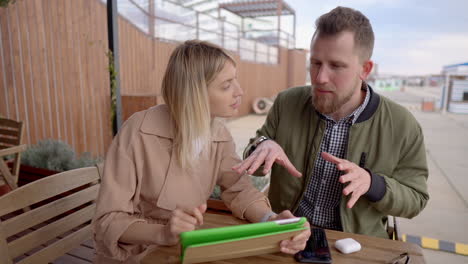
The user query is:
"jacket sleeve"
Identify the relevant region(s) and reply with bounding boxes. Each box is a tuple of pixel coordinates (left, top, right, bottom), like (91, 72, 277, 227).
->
(370, 124, 430, 218)
(93, 137, 154, 261)
(217, 140, 272, 222)
(243, 93, 283, 176)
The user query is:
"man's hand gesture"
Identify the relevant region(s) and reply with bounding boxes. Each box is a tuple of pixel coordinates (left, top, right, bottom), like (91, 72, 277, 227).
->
(232, 140, 302, 177)
(321, 152, 371, 208)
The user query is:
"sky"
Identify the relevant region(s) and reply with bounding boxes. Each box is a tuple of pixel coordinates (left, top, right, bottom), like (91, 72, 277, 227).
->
(287, 0, 468, 76)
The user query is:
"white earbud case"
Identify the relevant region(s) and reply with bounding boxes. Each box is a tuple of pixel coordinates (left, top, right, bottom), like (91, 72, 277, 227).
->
(334, 238, 361, 254)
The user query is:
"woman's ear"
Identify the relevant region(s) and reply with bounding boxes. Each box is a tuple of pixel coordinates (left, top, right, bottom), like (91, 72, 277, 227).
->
(360, 60, 374, 81)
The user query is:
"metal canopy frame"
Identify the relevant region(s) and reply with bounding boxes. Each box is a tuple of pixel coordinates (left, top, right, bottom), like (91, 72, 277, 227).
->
(219, 0, 296, 47)
(219, 0, 294, 17)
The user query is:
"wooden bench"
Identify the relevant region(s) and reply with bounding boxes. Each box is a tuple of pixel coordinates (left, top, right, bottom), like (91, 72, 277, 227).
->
(0, 166, 100, 263)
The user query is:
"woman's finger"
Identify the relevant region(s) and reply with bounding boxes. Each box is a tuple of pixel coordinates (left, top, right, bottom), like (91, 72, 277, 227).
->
(291, 229, 311, 242)
(280, 245, 300, 255)
(184, 207, 204, 226)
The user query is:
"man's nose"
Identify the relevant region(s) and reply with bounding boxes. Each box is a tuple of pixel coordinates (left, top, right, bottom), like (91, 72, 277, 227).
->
(315, 66, 329, 84)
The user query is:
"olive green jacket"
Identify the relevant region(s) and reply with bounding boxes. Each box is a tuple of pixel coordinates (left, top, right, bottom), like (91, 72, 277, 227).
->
(249, 86, 429, 238)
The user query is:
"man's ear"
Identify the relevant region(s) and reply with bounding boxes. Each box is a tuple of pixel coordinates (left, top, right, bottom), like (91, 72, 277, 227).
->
(360, 60, 373, 81)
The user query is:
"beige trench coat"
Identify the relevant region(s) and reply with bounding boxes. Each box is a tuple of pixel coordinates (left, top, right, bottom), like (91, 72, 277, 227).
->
(93, 105, 271, 263)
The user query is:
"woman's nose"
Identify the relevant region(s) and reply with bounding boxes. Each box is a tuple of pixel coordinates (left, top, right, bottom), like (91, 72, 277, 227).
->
(234, 80, 243, 96)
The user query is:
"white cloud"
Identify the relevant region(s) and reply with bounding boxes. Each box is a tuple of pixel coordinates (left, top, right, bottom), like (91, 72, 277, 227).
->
(374, 33, 468, 75)
(290, 0, 468, 76)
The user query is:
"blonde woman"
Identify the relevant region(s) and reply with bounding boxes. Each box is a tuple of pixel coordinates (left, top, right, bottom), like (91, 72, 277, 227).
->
(93, 40, 310, 263)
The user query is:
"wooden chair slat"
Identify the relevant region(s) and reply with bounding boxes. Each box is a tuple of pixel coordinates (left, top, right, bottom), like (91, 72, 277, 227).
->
(66, 244, 95, 262)
(0, 144, 27, 157)
(0, 166, 100, 263)
(0, 159, 18, 189)
(0, 118, 22, 129)
(3, 184, 99, 237)
(0, 128, 20, 137)
(0, 167, 99, 216)
(1, 117, 25, 192)
(82, 239, 94, 248)
(0, 137, 20, 146)
(9, 204, 96, 259)
(0, 227, 13, 264)
(16, 225, 93, 264)
(53, 253, 93, 263)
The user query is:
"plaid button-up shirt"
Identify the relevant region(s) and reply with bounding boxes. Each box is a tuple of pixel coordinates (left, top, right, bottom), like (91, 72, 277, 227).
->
(296, 84, 370, 230)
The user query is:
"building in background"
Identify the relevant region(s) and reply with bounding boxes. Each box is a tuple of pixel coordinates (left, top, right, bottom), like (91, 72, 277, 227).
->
(440, 62, 468, 114)
(368, 64, 405, 91)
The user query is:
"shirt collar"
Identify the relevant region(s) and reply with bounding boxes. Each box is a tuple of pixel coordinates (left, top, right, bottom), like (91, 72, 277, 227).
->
(350, 82, 370, 124)
(322, 82, 370, 124)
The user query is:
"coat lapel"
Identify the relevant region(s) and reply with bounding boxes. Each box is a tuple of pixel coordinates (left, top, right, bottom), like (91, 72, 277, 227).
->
(139, 105, 232, 210)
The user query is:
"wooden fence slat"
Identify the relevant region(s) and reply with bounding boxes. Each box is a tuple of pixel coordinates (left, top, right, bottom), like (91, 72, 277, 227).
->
(43, 0, 60, 141)
(83, 0, 98, 156)
(16, 0, 34, 144)
(24, 0, 44, 141)
(62, 0, 73, 149)
(53, 0, 69, 145)
(3, 8, 16, 120)
(37, 0, 54, 139)
(10, 4, 27, 140)
(0, 7, 10, 119)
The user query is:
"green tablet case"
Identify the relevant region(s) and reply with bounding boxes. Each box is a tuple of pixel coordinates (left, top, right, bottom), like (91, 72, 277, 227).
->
(180, 217, 307, 264)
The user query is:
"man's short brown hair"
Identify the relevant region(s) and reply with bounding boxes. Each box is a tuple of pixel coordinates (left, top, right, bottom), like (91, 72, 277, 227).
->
(313, 6, 375, 61)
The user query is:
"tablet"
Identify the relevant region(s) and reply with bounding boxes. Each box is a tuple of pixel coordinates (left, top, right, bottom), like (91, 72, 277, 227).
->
(180, 217, 307, 264)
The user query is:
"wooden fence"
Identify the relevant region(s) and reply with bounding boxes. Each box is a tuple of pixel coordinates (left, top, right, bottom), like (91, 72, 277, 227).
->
(0, 0, 306, 157)
(0, 0, 111, 156)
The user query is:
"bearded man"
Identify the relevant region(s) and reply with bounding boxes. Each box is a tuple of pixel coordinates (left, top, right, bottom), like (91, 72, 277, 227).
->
(233, 6, 429, 238)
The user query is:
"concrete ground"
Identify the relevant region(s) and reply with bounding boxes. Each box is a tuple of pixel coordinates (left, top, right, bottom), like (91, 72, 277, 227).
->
(226, 85, 468, 264)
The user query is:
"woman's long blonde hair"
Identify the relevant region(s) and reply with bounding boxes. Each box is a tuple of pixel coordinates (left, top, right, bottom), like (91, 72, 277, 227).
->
(161, 40, 235, 169)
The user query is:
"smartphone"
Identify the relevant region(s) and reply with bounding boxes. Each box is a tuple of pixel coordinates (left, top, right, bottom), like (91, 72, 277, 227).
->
(294, 228, 332, 263)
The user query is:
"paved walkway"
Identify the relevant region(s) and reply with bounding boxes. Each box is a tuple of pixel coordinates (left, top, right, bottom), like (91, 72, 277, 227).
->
(226, 86, 468, 264)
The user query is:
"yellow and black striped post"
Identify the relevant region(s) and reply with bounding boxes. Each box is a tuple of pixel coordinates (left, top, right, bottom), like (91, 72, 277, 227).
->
(402, 234, 468, 256)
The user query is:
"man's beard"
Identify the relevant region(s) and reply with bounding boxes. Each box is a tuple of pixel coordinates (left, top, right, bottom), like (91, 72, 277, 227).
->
(311, 84, 357, 115)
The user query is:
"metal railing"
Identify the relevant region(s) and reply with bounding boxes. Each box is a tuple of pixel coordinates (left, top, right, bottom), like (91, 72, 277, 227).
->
(113, 0, 296, 64)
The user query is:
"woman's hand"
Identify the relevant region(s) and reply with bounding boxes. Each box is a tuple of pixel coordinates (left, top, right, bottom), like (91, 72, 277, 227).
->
(269, 210, 311, 254)
(161, 203, 207, 246)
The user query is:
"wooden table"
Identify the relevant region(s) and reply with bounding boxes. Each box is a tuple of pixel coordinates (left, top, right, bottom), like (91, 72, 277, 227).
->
(142, 213, 425, 264)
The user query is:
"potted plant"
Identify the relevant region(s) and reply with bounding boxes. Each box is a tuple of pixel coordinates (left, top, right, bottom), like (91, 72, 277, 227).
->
(16, 139, 102, 186)
(0, 0, 15, 8)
